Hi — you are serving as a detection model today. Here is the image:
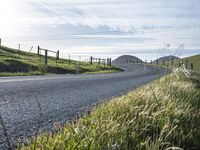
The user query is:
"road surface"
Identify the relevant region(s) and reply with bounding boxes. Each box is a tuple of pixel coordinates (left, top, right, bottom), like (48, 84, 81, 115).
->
(0, 64, 165, 149)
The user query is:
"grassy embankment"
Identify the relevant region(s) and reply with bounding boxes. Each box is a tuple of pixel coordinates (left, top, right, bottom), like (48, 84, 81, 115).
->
(181, 54, 200, 71)
(19, 68, 200, 149)
(0, 46, 120, 76)
(149, 54, 200, 72)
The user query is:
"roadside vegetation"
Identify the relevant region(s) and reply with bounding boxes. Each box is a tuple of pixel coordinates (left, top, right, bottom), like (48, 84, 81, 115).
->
(19, 68, 200, 150)
(0, 46, 120, 76)
(2, 45, 199, 149)
(181, 54, 200, 71)
(151, 54, 200, 71)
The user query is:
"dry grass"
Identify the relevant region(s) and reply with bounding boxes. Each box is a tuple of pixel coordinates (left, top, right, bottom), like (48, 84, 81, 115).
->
(19, 70, 200, 150)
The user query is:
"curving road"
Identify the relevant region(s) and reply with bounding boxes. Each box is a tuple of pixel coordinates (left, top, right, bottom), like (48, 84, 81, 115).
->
(0, 64, 165, 149)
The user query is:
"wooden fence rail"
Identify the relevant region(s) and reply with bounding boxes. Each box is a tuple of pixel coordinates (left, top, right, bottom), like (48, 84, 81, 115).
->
(90, 56, 112, 66)
(37, 46, 59, 65)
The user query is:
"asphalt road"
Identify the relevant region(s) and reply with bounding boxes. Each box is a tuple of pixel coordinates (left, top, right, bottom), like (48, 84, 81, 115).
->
(0, 64, 165, 149)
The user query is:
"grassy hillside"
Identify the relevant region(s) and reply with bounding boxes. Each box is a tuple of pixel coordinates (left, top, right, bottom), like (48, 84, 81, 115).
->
(181, 54, 200, 71)
(20, 71, 200, 150)
(153, 55, 180, 64)
(0, 46, 120, 76)
(150, 54, 200, 71)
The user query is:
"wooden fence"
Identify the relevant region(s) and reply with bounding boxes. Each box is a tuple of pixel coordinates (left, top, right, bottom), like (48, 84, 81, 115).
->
(155, 59, 194, 70)
(90, 56, 112, 67)
(37, 46, 59, 65)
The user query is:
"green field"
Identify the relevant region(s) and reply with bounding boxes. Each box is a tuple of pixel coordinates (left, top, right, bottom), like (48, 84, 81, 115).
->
(19, 70, 200, 150)
(0, 46, 120, 76)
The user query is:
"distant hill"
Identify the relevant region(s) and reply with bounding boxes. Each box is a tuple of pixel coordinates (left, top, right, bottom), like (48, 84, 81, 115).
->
(153, 55, 180, 64)
(113, 55, 142, 64)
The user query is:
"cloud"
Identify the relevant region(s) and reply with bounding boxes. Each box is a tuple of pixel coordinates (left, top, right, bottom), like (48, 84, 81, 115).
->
(22, 0, 200, 28)
(1, 0, 200, 32)
(0, 0, 199, 59)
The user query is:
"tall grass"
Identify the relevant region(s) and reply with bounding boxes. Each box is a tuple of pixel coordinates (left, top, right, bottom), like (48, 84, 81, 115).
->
(19, 70, 200, 150)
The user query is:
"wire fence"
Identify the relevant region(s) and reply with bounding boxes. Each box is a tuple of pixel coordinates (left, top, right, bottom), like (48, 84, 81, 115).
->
(0, 38, 113, 71)
(0, 38, 198, 72)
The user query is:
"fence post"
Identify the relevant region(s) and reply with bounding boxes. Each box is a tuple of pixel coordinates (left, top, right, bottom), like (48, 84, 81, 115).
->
(45, 50, 48, 65)
(156, 59, 158, 65)
(69, 54, 71, 66)
(179, 61, 181, 67)
(191, 63, 193, 70)
(186, 59, 188, 69)
(109, 58, 112, 66)
(18, 44, 20, 50)
(98, 58, 100, 64)
(29, 46, 33, 53)
(0, 38, 2, 46)
(37, 46, 40, 55)
(98, 58, 101, 68)
(57, 50, 59, 60)
(90, 56, 93, 65)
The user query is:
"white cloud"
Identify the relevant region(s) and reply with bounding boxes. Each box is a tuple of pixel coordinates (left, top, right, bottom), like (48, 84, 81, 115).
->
(0, 0, 199, 59)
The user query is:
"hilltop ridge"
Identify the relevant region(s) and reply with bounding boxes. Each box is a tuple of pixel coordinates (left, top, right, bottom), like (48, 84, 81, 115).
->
(113, 55, 142, 64)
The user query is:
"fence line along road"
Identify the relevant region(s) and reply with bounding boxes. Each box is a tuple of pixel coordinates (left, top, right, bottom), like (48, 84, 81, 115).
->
(0, 39, 113, 68)
(90, 56, 112, 67)
(37, 46, 59, 65)
(0, 38, 195, 70)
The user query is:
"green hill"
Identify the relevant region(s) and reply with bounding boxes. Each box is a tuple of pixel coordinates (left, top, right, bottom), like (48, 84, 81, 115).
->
(0, 46, 119, 76)
(153, 55, 180, 64)
(182, 54, 200, 71)
(149, 54, 200, 72)
(113, 55, 142, 64)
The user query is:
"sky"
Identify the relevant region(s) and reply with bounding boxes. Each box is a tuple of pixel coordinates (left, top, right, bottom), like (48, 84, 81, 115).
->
(0, 0, 200, 61)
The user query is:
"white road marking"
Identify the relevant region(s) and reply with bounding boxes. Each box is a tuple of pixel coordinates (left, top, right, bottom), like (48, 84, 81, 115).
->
(0, 74, 111, 83)
(0, 76, 77, 83)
